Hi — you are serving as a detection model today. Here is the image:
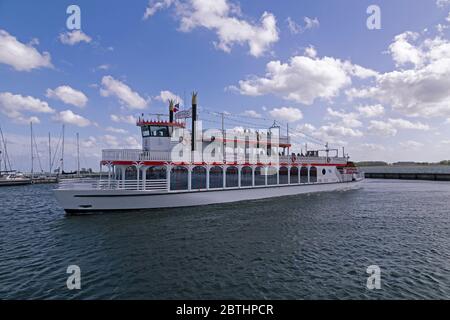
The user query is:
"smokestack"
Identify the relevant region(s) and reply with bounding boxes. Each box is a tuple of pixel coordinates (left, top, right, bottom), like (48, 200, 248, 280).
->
(169, 99, 174, 123)
(191, 92, 197, 152)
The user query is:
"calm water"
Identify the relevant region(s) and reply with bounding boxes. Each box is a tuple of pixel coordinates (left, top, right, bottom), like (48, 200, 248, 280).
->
(1, 180, 449, 299)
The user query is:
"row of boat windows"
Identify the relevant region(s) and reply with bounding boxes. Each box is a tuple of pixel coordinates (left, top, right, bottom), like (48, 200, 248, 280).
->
(121, 166, 322, 190)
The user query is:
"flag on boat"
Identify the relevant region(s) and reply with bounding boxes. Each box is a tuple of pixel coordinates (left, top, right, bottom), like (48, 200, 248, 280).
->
(175, 108, 192, 119)
(174, 103, 179, 113)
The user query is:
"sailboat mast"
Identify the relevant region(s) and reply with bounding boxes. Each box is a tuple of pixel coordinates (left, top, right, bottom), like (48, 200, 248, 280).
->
(76, 132, 80, 177)
(30, 122, 34, 179)
(48, 132, 51, 174)
(61, 124, 65, 174)
(0, 124, 12, 171)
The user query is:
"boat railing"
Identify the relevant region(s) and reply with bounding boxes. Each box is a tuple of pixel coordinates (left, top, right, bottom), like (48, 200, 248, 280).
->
(58, 178, 168, 191)
(102, 149, 349, 165)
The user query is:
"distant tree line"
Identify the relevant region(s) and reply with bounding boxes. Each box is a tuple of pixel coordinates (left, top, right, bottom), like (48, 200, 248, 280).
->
(356, 161, 450, 166)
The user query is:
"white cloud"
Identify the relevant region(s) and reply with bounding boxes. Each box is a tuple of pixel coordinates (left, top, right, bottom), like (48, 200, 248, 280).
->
(400, 140, 424, 149)
(319, 123, 363, 138)
(269, 107, 303, 122)
(356, 104, 385, 118)
(361, 143, 385, 151)
(145, 0, 279, 57)
(46, 85, 88, 108)
(326, 108, 362, 128)
(437, 0, 450, 8)
(100, 76, 148, 110)
(387, 118, 430, 130)
(242, 110, 262, 118)
(102, 134, 120, 147)
(349, 35, 450, 118)
(144, 0, 175, 19)
(0, 92, 54, 124)
(59, 30, 92, 46)
(304, 45, 317, 58)
(368, 120, 398, 137)
(368, 118, 429, 136)
(110, 114, 137, 125)
(0, 29, 52, 71)
(155, 90, 183, 105)
(287, 17, 320, 35)
(388, 32, 423, 67)
(235, 53, 376, 105)
(286, 17, 301, 34)
(53, 110, 91, 127)
(304, 17, 320, 30)
(106, 126, 128, 134)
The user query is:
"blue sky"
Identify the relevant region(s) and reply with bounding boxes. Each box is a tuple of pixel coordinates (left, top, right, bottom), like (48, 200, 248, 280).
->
(1, 0, 450, 171)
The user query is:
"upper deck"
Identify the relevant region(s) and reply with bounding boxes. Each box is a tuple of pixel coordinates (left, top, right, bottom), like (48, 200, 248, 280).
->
(101, 149, 348, 166)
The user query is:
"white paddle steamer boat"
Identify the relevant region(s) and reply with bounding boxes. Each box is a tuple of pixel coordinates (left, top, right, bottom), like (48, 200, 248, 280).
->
(54, 94, 363, 213)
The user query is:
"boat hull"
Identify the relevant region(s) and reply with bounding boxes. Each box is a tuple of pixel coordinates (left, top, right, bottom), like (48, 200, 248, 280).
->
(54, 179, 364, 214)
(0, 179, 32, 187)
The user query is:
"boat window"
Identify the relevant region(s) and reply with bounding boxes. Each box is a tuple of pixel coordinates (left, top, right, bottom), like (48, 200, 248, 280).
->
(150, 126, 169, 137)
(192, 166, 207, 189)
(279, 167, 289, 185)
(142, 125, 151, 137)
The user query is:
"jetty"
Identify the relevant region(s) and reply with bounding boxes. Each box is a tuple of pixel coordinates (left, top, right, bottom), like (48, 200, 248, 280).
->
(364, 172, 450, 181)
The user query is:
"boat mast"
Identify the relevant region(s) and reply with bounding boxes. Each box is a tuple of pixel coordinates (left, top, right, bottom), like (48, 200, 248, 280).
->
(48, 132, 51, 174)
(30, 122, 34, 179)
(61, 124, 65, 174)
(0, 124, 12, 171)
(76, 132, 80, 177)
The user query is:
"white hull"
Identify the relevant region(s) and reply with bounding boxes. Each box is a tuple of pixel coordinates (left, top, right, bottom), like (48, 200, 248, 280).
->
(54, 179, 364, 214)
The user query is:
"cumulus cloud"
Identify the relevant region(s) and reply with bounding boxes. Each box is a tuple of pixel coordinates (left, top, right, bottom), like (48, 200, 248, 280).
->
(400, 140, 424, 149)
(269, 107, 303, 122)
(304, 45, 317, 58)
(46, 85, 88, 108)
(234, 53, 377, 105)
(437, 0, 450, 7)
(368, 120, 398, 137)
(144, 0, 279, 57)
(326, 108, 362, 128)
(59, 30, 92, 45)
(356, 104, 385, 118)
(155, 90, 183, 105)
(287, 16, 319, 35)
(110, 114, 137, 125)
(0, 29, 52, 71)
(106, 127, 128, 134)
(388, 32, 423, 67)
(53, 110, 91, 127)
(144, 0, 175, 18)
(368, 118, 430, 136)
(0, 92, 54, 124)
(348, 35, 450, 118)
(242, 110, 262, 118)
(100, 76, 148, 109)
